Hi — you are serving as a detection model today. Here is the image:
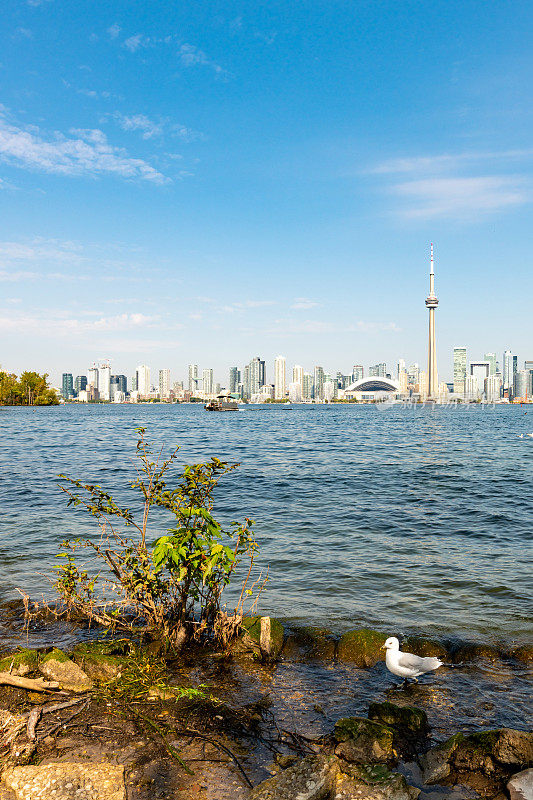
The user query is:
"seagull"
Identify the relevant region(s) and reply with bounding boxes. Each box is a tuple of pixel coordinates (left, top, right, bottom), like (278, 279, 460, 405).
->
(381, 637, 443, 682)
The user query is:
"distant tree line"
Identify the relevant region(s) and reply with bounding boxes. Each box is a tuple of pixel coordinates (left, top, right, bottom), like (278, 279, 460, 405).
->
(0, 371, 59, 406)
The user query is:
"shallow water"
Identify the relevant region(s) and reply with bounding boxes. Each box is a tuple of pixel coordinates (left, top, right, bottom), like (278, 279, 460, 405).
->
(1, 403, 532, 645)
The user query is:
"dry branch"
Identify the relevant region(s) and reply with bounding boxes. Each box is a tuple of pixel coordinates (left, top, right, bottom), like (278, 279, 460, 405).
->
(0, 672, 59, 691)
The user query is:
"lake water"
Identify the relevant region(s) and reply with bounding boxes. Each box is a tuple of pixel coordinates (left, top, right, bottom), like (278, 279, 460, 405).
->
(1, 403, 531, 647)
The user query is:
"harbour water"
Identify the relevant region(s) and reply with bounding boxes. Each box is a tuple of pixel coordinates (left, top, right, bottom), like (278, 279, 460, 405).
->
(1, 403, 531, 646)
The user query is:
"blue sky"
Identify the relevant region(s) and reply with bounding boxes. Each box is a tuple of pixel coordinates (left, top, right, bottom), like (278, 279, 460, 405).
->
(1, 0, 532, 385)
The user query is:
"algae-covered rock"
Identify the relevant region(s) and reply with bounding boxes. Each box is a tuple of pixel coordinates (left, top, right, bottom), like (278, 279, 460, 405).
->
(39, 648, 93, 692)
(239, 616, 284, 659)
(337, 629, 387, 667)
(0, 649, 38, 677)
(73, 642, 125, 681)
(334, 717, 395, 763)
(421, 733, 464, 784)
(249, 753, 338, 799)
(402, 636, 449, 661)
(453, 642, 502, 663)
(335, 769, 420, 799)
(282, 626, 336, 662)
(368, 702, 428, 735)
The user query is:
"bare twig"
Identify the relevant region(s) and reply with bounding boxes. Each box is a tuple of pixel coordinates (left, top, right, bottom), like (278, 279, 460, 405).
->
(0, 673, 59, 691)
(127, 705, 193, 775)
(174, 727, 253, 788)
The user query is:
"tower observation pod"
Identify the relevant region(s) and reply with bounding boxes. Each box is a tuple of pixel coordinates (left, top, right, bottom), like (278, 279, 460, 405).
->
(425, 243, 439, 400)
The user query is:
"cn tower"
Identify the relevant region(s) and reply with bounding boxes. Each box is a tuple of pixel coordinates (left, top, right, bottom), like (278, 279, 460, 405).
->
(425, 243, 438, 399)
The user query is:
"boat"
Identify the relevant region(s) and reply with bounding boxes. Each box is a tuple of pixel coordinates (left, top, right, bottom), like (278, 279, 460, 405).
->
(204, 394, 239, 412)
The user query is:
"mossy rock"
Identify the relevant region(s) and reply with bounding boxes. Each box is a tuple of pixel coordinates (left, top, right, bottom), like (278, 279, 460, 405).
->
(239, 616, 284, 659)
(368, 701, 428, 734)
(402, 636, 449, 661)
(283, 626, 336, 661)
(73, 639, 130, 658)
(0, 649, 38, 677)
(334, 717, 395, 763)
(337, 629, 387, 667)
(39, 648, 93, 692)
(510, 644, 533, 664)
(453, 643, 502, 663)
(421, 733, 465, 784)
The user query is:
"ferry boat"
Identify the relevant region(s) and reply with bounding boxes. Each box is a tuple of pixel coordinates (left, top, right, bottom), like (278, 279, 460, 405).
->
(204, 394, 239, 412)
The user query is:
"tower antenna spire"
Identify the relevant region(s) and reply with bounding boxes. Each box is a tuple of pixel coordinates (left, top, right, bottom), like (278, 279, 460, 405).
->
(425, 242, 439, 399)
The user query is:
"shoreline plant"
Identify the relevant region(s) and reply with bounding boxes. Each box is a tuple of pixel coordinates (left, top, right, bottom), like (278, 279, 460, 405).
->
(50, 428, 264, 649)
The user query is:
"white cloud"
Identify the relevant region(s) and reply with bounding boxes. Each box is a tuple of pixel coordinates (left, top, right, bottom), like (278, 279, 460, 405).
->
(0, 310, 167, 335)
(393, 176, 528, 219)
(373, 149, 533, 175)
(0, 109, 168, 183)
(114, 113, 163, 139)
(269, 319, 400, 335)
(123, 34, 150, 53)
(291, 297, 319, 310)
(107, 23, 121, 40)
(179, 44, 228, 77)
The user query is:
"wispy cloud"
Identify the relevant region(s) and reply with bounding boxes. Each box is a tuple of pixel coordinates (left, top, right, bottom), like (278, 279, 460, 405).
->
(27, 0, 52, 6)
(269, 319, 400, 335)
(393, 176, 527, 219)
(13, 27, 33, 39)
(0, 310, 172, 336)
(179, 44, 229, 77)
(291, 297, 319, 310)
(123, 34, 151, 53)
(372, 148, 532, 219)
(111, 112, 202, 142)
(107, 23, 121, 40)
(0, 108, 168, 183)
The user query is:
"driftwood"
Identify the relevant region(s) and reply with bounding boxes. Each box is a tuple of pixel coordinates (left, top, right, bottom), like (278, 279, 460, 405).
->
(0, 672, 59, 691)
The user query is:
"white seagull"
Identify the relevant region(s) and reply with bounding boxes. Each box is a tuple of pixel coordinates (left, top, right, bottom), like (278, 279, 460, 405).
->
(381, 636, 443, 681)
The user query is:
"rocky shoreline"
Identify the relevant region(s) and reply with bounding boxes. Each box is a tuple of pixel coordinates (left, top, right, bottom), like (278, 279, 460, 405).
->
(0, 617, 531, 800)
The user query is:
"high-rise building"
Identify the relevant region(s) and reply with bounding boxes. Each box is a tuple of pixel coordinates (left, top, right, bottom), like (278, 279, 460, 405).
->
(110, 375, 127, 399)
(484, 353, 497, 375)
(288, 382, 302, 403)
(313, 366, 325, 401)
(485, 375, 501, 403)
(61, 373, 73, 399)
(453, 347, 467, 395)
(425, 243, 439, 399)
(408, 363, 420, 386)
(369, 363, 387, 377)
(87, 364, 98, 390)
(248, 357, 265, 397)
(202, 368, 214, 396)
(274, 356, 286, 399)
(397, 359, 406, 379)
(159, 369, 171, 399)
(74, 375, 87, 395)
(503, 350, 514, 392)
(98, 363, 111, 401)
(464, 375, 479, 401)
(229, 367, 241, 394)
(188, 364, 198, 394)
(302, 372, 313, 401)
(131, 372, 138, 392)
(352, 365, 364, 383)
(418, 370, 428, 398)
(324, 380, 335, 401)
(136, 365, 151, 397)
(524, 361, 533, 399)
(292, 365, 304, 388)
(514, 370, 528, 400)
(470, 362, 490, 398)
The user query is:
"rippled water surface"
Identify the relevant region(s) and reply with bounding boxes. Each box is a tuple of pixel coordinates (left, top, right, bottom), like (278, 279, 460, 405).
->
(1, 403, 532, 645)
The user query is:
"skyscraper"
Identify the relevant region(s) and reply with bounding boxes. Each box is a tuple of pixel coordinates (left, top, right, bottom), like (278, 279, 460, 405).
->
(514, 370, 528, 400)
(98, 362, 111, 401)
(369, 363, 386, 377)
(87, 363, 98, 390)
(302, 372, 313, 401)
(425, 243, 439, 399)
(136, 365, 150, 397)
(188, 364, 198, 394)
(202, 368, 214, 396)
(159, 369, 171, 399)
(484, 353, 496, 375)
(503, 350, 514, 392)
(61, 373, 73, 399)
(274, 355, 286, 399)
(74, 375, 87, 395)
(292, 365, 304, 388)
(470, 362, 490, 399)
(248, 357, 264, 397)
(453, 348, 467, 395)
(229, 367, 240, 394)
(313, 366, 325, 400)
(352, 365, 363, 382)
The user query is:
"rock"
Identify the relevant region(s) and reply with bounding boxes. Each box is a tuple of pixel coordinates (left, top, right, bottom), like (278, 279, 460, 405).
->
(492, 729, 533, 765)
(334, 769, 420, 799)
(73, 644, 124, 682)
(337, 629, 387, 668)
(275, 754, 299, 769)
(2, 763, 125, 799)
(334, 718, 395, 763)
(421, 733, 464, 784)
(0, 649, 38, 677)
(239, 616, 284, 660)
(368, 703, 428, 736)
(249, 754, 338, 799)
(402, 637, 449, 661)
(511, 645, 533, 664)
(38, 648, 93, 692)
(508, 768, 533, 800)
(453, 643, 501, 663)
(146, 686, 177, 701)
(283, 627, 336, 661)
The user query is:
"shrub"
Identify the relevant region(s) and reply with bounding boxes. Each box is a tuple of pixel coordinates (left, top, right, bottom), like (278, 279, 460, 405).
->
(53, 428, 263, 649)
